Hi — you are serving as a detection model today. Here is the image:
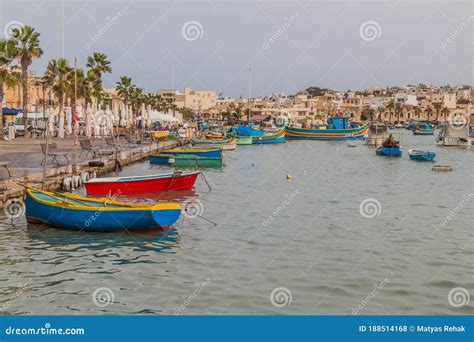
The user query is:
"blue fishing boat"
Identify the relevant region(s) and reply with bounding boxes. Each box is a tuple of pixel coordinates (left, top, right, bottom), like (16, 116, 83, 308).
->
(235, 124, 265, 137)
(286, 117, 368, 140)
(25, 188, 182, 231)
(413, 123, 435, 135)
(252, 129, 286, 144)
(149, 154, 223, 168)
(160, 147, 222, 158)
(376, 134, 402, 156)
(408, 149, 436, 161)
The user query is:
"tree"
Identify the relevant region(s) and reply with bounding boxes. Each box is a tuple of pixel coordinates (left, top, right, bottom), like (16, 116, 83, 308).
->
(11, 25, 43, 138)
(179, 107, 194, 120)
(0, 38, 20, 139)
(304, 86, 328, 97)
(395, 103, 402, 124)
(87, 52, 111, 109)
(43, 58, 73, 127)
(441, 107, 449, 123)
(115, 76, 135, 109)
(384, 101, 394, 124)
(433, 103, 441, 123)
(414, 106, 422, 121)
(424, 106, 433, 121)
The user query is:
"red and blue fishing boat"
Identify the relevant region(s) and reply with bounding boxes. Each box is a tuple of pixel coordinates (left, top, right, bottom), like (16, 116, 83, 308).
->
(160, 147, 222, 158)
(252, 129, 286, 144)
(84, 171, 200, 195)
(25, 188, 182, 231)
(413, 123, 435, 135)
(285, 117, 368, 140)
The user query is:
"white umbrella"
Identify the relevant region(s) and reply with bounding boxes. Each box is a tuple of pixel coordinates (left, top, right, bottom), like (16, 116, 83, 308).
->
(66, 106, 72, 136)
(85, 103, 92, 138)
(94, 111, 101, 137)
(48, 108, 54, 135)
(106, 106, 114, 136)
(58, 109, 65, 138)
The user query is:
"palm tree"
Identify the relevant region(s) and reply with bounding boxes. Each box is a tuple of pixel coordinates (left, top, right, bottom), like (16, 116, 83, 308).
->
(424, 106, 433, 121)
(395, 103, 402, 124)
(384, 101, 394, 124)
(0, 39, 20, 139)
(43, 58, 73, 126)
(441, 107, 449, 123)
(86, 52, 112, 81)
(433, 103, 441, 123)
(116, 76, 135, 125)
(11, 25, 43, 138)
(414, 106, 422, 121)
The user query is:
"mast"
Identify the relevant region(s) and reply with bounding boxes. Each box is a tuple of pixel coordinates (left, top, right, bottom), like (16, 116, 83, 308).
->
(247, 68, 251, 123)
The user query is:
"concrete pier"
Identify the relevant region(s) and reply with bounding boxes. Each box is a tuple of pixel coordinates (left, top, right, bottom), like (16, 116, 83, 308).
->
(0, 137, 180, 208)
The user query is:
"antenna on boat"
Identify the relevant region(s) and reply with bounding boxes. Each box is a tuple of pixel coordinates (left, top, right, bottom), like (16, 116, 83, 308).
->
(248, 68, 251, 123)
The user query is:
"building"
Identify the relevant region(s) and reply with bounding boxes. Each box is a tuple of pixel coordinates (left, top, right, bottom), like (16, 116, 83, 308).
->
(183, 87, 217, 111)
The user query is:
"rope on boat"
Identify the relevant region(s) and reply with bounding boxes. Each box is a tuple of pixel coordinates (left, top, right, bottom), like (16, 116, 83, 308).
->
(199, 172, 212, 191)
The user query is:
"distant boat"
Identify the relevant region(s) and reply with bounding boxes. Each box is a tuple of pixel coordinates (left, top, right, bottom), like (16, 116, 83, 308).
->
(286, 117, 368, 140)
(205, 133, 226, 140)
(191, 138, 237, 150)
(149, 154, 223, 168)
(252, 129, 286, 144)
(376, 134, 402, 156)
(236, 136, 253, 145)
(408, 149, 436, 161)
(161, 147, 222, 158)
(25, 188, 182, 231)
(366, 124, 390, 147)
(413, 123, 435, 135)
(235, 125, 265, 137)
(152, 131, 170, 141)
(84, 171, 200, 195)
(436, 119, 471, 148)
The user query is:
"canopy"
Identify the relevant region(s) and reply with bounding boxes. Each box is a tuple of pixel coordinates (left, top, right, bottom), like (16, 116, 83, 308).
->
(148, 110, 180, 124)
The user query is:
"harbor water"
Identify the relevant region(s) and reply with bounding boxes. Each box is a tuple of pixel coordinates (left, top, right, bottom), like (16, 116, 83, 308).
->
(1, 131, 472, 315)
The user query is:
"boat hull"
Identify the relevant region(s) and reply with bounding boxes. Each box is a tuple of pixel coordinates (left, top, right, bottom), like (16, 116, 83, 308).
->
(286, 124, 368, 140)
(376, 147, 402, 156)
(236, 136, 253, 145)
(413, 130, 434, 135)
(25, 189, 181, 231)
(252, 130, 286, 144)
(84, 171, 200, 195)
(408, 150, 436, 161)
(152, 131, 170, 140)
(161, 148, 222, 158)
(149, 155, 223, 168)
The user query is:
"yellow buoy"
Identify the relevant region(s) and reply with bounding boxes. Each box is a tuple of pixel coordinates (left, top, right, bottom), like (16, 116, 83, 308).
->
(286, 174, 293, 180)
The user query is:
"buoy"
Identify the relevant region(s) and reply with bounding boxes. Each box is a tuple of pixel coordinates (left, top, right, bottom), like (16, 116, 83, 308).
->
(286, 174, 293, 180)
(62, 176, 73, 191)
(432, 165, 453, 172)
(347, 143, 356, 147)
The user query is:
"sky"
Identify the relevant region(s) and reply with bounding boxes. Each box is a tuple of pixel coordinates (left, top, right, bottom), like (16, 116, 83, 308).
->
(0, 0, 472, 97)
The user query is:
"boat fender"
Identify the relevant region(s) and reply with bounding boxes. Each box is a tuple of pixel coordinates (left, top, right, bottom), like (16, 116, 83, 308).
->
(72, 175, 82, 188)
(62, 176, 73, 191)
(89, 161, 105, 168)
(286, 174, 293, 180)
(90, 172, 97, 179)
(80, 171, 90, 183)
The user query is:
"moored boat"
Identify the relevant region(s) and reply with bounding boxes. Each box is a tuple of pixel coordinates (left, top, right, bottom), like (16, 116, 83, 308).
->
(235, 125, 265, 137)
(413, 123, 435, 135)
(376, 134, 402, 156)
(149, 154, 223, 168)
(152, 131, 170, 141)
(252, 129, 286, 144)
(408, 149, 436, 161)
(286, 117, 368, 140)
(25, 188, 182, 231)
(160, 147, 222, 158)
(84, 171, 200, 195)
(366, 124, 390, 147)
(236, 136, 253, 145)
(191, 138, 237, 150)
